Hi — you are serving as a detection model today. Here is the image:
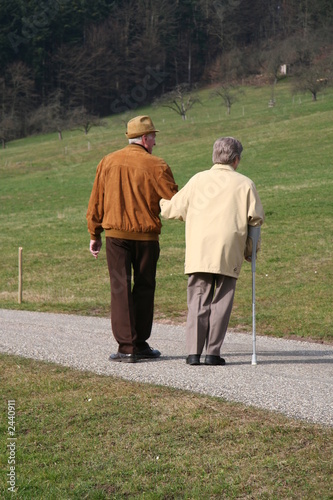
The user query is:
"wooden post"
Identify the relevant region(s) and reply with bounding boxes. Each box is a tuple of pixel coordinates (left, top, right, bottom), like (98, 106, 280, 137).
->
(18, 247, 23, 304)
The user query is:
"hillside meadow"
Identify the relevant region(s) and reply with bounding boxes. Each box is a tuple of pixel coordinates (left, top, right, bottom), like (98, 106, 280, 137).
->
(0, 82, 332, 342)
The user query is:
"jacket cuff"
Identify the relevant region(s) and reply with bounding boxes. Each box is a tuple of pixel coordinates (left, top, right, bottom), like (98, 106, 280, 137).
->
(89, 233, 102, 241)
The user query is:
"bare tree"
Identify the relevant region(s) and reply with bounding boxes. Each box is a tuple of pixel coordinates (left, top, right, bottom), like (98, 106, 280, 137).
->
(292, 64, 329, 101)
(69, 106, 107, 135)
(289, 42, 332, 101)
(155, 84, 200, 120)
(0, 114, 17, 148)
(263, 46, 286, 106)
(5, 62, 35, 118)
(211, 83, 243, 115)
(28, 89, 67, 139)
(0, 62, 35, 141)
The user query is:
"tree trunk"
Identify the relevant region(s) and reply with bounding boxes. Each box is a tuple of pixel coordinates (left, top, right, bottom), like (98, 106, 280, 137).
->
(188, 42, 191, 86)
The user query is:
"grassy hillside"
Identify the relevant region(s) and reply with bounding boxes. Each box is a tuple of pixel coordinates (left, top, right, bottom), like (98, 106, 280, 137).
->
(0, 82, 332, 342)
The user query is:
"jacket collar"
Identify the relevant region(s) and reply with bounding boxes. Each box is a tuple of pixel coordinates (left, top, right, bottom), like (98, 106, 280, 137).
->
(128, 143, 149, 153)
(211, 163, 235, 172)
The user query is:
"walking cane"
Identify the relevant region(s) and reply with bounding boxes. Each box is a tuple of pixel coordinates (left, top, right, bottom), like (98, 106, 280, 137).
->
(248, 225, 261, 366)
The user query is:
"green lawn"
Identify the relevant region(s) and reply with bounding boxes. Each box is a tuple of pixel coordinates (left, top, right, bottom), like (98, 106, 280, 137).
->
(1, 354, 332, 499)
(1, 85, 332, 497)
(0, 81, 332, 342)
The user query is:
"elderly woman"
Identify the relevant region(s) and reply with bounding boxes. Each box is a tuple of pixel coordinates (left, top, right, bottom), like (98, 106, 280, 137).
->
(160, 137, 264, 366)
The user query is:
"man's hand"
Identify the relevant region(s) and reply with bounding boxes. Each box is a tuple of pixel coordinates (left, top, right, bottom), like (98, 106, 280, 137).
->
(89, 239, 102, 259)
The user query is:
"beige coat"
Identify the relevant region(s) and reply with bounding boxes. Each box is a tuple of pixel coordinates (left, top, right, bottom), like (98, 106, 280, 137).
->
(160, 164, 265, 278)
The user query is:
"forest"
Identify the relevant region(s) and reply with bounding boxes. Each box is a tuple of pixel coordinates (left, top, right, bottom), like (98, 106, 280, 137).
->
(1, 0, 333, 146)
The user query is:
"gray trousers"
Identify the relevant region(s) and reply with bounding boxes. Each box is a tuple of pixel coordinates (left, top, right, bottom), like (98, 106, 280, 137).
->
(185, 273, 237, 356)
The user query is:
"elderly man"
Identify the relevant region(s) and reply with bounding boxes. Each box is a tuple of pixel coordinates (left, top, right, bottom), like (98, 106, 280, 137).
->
(87, 115, 178, 363)
(160, 137, 264, 366)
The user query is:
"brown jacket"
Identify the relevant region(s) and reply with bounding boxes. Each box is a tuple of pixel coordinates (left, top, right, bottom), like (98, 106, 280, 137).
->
(86, 144, 178, 240)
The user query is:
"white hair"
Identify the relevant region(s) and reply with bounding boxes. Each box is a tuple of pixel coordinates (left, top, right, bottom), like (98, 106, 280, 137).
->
(128, 133, 155, 144)
(212, 137, 243, 164)
(128, 136, 143, 144)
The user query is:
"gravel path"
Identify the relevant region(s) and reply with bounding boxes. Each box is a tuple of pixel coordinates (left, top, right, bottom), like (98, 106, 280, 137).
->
(1, 308, 332, 427)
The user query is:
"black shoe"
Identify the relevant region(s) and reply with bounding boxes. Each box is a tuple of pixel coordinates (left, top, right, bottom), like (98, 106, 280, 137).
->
(204, 355, 226, 366)
(186, 355, 201, 365)
(109, 352, 136, 363)
(136, 346, 161, 359)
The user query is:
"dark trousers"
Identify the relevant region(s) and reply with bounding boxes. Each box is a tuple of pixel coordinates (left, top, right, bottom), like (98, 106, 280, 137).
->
(106, 237, 160, 354)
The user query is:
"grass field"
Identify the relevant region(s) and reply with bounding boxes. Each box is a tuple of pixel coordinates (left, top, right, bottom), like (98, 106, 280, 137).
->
(1, 84, 333, 497)
(1, 81, 332, 342)
(1, 354, 332, 499)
